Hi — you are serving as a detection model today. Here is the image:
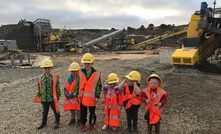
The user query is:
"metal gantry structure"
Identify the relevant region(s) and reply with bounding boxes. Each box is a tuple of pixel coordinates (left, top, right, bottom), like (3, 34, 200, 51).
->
(33, 19, 52, 51)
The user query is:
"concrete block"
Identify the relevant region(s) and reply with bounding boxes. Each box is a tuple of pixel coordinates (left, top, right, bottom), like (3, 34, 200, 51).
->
(159, 48, 176, 64)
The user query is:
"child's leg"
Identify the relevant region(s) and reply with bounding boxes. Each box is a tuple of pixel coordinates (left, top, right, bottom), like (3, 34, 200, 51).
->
(42, 102, 50, 124)
(89, 106, 96, 125)
(50, 102, 60, 129)
(131, 105, 139, 132)
(68, 110, 76, 125)
(37, 102, 50, 129)
(80, 103, 88, 124)
(148, 124, 153, 134)
(88, 106, 96, 131)
(70, 110, 75, 120)
(76, 110, 81, 123)
(154, 122, 160, 134)
(125, 108, 132, 132)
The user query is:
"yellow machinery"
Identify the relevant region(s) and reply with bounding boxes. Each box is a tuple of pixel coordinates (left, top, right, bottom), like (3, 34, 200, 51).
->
(172, 1, 221, 66)
(42, 28, 78, 52)
(129, 29, 187, 50)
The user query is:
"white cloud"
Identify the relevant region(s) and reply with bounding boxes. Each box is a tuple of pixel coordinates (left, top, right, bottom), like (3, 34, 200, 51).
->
(0, 0, 219, 29)
(125, 6, 180, 20)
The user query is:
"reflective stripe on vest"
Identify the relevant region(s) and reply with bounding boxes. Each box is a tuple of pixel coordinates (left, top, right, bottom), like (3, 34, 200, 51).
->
(104, 105, 122, 110)
(52, 74, 59, 113)
(64, 99, 79, 104)
(105, 115, 119, 120)
(106, 87, 112, 98)
(78, 71, 84, 95)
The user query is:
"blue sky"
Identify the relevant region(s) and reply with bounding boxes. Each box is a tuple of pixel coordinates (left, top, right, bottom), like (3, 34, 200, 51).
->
(0, 0, 219, 29)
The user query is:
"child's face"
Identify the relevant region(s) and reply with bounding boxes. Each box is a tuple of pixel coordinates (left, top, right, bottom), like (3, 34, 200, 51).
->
(84, 63, 93, 71)
(71, 71, 79, 77)
(44, 67, 52, 75)
(125, 78, 134, 86)
(148, 78, 160, 89)
(109, 83, 117, 88)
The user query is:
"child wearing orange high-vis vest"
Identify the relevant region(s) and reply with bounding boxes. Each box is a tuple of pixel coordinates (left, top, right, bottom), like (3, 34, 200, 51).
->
(118, 71, 142, 133)
(140, 74, 168, 134)
(35, 59, 61, 129)
(63, 62, 83, 125)
(102, 73, 123, 131)
(78, 53, 102, 132)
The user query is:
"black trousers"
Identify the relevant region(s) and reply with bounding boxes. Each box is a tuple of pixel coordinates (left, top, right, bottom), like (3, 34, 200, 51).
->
(80, 103, 96, 125)
(42, 101, 60, 124)
(125, 104, 140, 128)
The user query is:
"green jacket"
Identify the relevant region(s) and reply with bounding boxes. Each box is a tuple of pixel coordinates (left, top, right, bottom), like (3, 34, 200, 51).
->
(37, 74, 61, 102)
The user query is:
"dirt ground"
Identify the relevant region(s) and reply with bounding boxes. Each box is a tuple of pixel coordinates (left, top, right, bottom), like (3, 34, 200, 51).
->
(0, 51, 221, 134)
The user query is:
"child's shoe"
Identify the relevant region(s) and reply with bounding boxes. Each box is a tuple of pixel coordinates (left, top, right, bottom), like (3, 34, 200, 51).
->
(112, 126, 117, 131)
(102, 124, 108, 130)
(87, 124, 95, 132)
(80, 124, 87, 131)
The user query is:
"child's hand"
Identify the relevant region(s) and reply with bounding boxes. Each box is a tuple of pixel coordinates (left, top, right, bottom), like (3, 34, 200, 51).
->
(133, 82, 141, 95)
(95, 98, 99, 103)
(133, 82, 138, 88)
(103, 85, 109, 93)
(114, 86, 120, 94)
(145, 99, 150, 104)
(157, 103, 162, 108)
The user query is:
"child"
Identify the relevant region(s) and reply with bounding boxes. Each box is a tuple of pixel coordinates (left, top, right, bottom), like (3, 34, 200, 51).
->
(102, 73, 123, 131)
(140, 74, 168, 134)
(35, 59, 61, 129)
(118, 71, 141, 133)
(63, 62, 82, 125)
(78, 53, 102, 132)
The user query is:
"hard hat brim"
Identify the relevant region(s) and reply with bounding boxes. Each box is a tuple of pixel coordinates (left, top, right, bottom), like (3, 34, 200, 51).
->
(68, 69, 80, 71)
(40, 65, 53, 68)
(81, 60, 94, 63)
(125, 75, 137, 81)
(108, 80, 119, 84)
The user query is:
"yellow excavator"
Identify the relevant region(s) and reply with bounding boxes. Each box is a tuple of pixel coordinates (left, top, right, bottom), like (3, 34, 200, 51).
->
(172, 1, 221, 66)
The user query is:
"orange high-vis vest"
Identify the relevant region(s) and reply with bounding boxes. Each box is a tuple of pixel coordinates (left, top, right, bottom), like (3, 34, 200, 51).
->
(123, 84, 141, 109)
(103, 87, 122, 127)
(34, 74, 60, 113)
(142, 87, 167, 124)
(63, 74, 80, 111)
(79, 71, 101, 106)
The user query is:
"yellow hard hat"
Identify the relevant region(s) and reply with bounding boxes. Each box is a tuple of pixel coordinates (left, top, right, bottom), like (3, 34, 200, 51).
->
(68, 62, 80, 71)
(107, 73, 120, 84)
(81, 53, 94, 63)
(147, 74, 162, 87)
(125, 71, 141, 83)
(40, 59, 53, 68)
